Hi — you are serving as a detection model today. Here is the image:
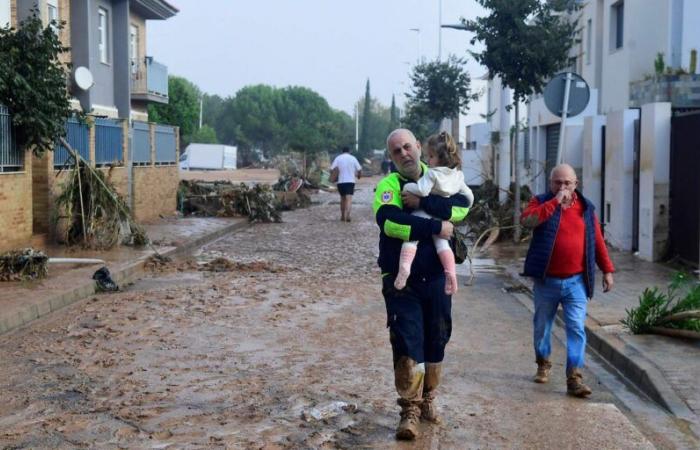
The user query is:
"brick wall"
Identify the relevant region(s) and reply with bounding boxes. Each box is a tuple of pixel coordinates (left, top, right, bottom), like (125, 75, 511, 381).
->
(0, 151, 33, 253)
(133, 166, 178, 222)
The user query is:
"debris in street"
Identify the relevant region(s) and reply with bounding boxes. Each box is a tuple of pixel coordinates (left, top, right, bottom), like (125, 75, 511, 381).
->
(93, 266, 119, 292)
(53, 141, 148, 249)
(302, 401, 358, 422)
(48, 257, 106, 265)
(144, 254, 174, 272)
(0, 248, 49, 281)
(621, 272, 700, 337)
(179, 180, 282, 223)
(467, 180, 532, 244)
(199, 257, 278, 273)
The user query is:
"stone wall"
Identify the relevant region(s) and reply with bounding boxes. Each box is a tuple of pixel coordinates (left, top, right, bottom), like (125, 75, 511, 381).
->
(630, 75, 700, 108)
(133, 166, 178, 222)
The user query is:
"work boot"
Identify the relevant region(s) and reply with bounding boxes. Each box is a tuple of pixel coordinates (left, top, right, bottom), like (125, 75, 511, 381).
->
(396, 398, 421, 440)
(420, 390, 441, 424)
(566, 369, 592, 398)
(533, 358, 552, 384)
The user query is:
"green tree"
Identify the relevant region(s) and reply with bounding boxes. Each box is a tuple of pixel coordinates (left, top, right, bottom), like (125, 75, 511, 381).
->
(0, 12, 73, 157)
(202, 93, 225, 132)
(148, 76, 201, 144)
(466, 0, 578, 241)
(404, 56, 476, 131)
(220, 84, 282, 157)
(190, 125, 218, 144)
(389, 94, 400, 133)
(358, 79, 372, 155)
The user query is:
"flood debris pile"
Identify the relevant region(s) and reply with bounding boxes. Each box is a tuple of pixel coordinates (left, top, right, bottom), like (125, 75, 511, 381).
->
(200, 257, 280, 273)
(0, 248, 49, 281)
(468, 180, 533, 246)
(622, 272, 700, 339)
(179, 180, 282, 222)
(53, 161, 148, 249)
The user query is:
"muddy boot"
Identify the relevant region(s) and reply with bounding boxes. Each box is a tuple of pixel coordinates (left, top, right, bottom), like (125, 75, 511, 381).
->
(421, 363, 442, 423)
(420, 390, 441, 424)
(533, 358, 552, 384)
(566, 369, 592, 398)
(396, 398, 421, 440)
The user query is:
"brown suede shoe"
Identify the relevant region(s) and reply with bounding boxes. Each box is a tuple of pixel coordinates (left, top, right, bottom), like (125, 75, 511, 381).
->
(534, 358, 552, 384)
(567, 369, 592, 398)
(396, 398, 421, 440)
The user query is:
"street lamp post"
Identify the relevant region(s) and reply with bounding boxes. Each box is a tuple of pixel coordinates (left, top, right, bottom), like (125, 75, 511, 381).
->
(409, 28, 421, 64)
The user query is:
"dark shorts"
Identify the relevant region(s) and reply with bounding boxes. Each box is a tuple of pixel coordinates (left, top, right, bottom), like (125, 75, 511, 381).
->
(382, 274, 452, 364)
(337, 182, 355, 196)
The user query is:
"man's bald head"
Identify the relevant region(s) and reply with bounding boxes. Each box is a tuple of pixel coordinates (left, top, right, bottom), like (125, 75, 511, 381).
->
(386, 128, 422, 180)
(550, 163, 577, 181)
(549, 163, 578, 195)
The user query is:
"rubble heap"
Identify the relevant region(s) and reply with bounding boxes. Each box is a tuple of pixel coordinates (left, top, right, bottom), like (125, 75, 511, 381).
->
(0, 248, 48, 281)
(179, 180, 282, 223)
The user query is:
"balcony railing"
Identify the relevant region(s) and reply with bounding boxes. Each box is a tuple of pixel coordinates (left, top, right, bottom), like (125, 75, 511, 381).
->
(131, 56, 169, 102)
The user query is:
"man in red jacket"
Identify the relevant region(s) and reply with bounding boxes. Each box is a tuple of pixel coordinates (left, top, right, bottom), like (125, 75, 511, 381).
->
(521, 163, 614, 397)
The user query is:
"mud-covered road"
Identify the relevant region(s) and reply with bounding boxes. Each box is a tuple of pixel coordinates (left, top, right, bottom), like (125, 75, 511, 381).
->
(0, 177, 668, 449)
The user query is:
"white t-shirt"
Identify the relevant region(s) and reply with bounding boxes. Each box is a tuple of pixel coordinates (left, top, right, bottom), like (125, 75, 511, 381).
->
(330, 153, 362, 184)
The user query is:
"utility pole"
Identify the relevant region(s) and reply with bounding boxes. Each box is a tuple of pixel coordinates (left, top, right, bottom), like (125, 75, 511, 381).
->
(354, 103, 359, 152)
(198, 96, 203, 129)
(438, 0, 442, 61)
(409, 28, 421, 64)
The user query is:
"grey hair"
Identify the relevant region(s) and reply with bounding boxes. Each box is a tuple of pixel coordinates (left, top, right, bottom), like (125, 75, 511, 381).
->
(549, 163, 578, 181)
(386, 128, 417, 150)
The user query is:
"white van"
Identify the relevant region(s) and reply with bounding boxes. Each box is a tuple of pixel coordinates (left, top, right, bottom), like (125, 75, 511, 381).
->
(179, 144, 237, 170)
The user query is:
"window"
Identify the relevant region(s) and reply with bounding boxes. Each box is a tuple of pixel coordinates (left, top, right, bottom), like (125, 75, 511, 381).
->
(98, 8, 109, 64)
(129, 25, 138, 75)
(0, 0, 10, 28)
(586, 19, 592, 65)
(611, 1, 624, 50)
(47, 0, 59, 33)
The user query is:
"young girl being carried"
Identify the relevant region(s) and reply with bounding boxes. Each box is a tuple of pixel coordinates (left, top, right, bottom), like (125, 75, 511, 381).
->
(394, 131, 474, 295)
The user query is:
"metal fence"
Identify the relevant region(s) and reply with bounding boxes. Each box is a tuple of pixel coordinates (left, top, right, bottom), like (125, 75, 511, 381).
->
(95, 118, 124, 166)
(154, 125, 176, 164)
(0, 105, 22, 172)
(54, 118, 90, 167)
(131, 121, 151, 164)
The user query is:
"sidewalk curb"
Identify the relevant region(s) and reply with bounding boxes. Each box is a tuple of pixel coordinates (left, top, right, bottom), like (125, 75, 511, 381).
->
(0, 219, 249, 336)
(500, 265, 697, 423)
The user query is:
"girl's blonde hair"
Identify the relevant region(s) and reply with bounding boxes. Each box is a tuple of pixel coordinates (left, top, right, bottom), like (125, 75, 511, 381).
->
(425, 131, 461, 169)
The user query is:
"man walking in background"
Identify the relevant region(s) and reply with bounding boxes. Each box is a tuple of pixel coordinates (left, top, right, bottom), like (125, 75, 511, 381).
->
(330, 146, 362, 222)
(521, 163, 615, 398)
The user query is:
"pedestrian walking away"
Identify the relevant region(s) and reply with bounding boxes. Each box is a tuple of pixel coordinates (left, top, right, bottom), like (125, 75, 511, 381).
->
(393, 131, 474, 295)
(330, 146, 362, 222)
(374, 128, 471, 440)
(520, 163, 615, 398)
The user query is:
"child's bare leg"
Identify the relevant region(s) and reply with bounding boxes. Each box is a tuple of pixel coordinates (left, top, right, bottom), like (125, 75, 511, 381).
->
(434, 236, 458, 295)
(394, 241, 418, 290)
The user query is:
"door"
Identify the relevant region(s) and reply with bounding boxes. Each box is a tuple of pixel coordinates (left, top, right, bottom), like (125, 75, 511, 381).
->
(669, 110, 700, 265)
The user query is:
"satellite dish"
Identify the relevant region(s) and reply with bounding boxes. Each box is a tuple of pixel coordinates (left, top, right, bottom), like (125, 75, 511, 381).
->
(74, 67, 94, 91)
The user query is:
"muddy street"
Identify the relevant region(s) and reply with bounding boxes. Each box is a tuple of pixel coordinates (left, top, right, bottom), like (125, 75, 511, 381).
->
(0, 177, 669, 448)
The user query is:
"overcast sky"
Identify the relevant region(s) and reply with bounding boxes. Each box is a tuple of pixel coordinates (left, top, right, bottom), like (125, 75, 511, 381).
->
(148, 0, 488, 129)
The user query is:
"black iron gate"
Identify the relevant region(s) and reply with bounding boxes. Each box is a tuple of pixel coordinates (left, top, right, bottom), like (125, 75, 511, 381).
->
(669, 110, 700, 266)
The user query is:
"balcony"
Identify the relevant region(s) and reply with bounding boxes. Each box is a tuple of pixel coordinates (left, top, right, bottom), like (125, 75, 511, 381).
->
(131, 56, 169, 104)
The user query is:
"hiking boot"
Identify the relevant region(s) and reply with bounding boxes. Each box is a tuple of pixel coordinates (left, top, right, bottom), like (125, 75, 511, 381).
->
(566, 369, 592, 398)
(396, 398, 421, 440)
(420, 391, 441, 424)
(533, 358, 552, 384)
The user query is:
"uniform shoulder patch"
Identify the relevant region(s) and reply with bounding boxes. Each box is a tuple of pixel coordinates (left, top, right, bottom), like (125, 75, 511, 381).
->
(381, 190, 394, 203)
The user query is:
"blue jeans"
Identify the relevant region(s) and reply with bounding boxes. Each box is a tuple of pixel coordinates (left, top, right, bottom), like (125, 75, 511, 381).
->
(533, 274, 588, 373)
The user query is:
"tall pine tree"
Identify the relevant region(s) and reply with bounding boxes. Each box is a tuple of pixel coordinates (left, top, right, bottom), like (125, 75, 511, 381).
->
(358, 79, 372, 156)
(389, 95, 400, 132)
